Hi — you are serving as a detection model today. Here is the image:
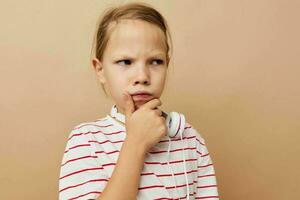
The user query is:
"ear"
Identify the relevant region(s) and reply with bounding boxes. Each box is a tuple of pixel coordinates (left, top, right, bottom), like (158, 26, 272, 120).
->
(92, 57, 106, 84)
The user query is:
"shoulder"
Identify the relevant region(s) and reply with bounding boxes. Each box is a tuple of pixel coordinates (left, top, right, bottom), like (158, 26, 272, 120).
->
(72, 115, 111, 131)
(66, 115, 112, 142)
(184, 121, 206, 145)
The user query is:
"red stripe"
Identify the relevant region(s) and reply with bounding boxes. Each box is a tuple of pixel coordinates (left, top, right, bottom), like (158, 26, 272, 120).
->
(89, 136, 196, 146)
(166, 181, 194, 189)
(69, 191, 101, 200)
(178, 192, 195, 200)
(84, 158, 197, 168)
(160, 135, 196, 143)
(197, 150, 203, 156)
(140, 181, 197, 192)
(145, 158, 197, 165)
(102, 162, 116, 167)
(64, 144, 90, 153)
(62, 164, 198, 179)
(68, 130, 101, 141)
(149, 147, 196, 154)
(198, 174, 216, 178)
(201, 153, 210, 157)
(146, 191, 216, 200)
(150, 169, 198, 177)
(59, 167, 104, 180)
(68, 129, 124, 141)
(74, 122, 111, 130)
(95, 150, 119, 155)
(88, 159, 197, 170)
(101, 130, 124, 136)
(59, 178, 108, 193)
(196, 137, 205, 145)
(88, 139, 124, 145)
(197, 184, 217, 189)
(157, 190, 196, 200)
(195, 196, 219, 199)
(198, 163, 213, 168)
(138, 184, 165, 190)
(197, 151, 210, 157)
(95, 147, 197, 156)
(61, 155, 97, 166)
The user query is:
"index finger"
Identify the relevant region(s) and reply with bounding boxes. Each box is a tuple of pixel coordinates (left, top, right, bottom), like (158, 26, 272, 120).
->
(141, 98, 162, 110)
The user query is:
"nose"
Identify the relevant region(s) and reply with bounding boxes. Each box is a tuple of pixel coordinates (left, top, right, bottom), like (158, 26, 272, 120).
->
(133, 65, 150, 85)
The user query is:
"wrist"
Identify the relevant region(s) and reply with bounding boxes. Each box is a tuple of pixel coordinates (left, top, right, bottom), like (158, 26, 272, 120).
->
(124, 135, 148, 157)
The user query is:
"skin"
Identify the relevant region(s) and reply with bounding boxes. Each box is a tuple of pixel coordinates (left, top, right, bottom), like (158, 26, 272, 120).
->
(91, 19, 169, 199)
(92, 19, 168, 114)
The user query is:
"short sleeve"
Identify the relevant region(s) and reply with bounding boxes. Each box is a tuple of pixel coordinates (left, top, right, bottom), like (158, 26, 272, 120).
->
(195, 133, 219, 199)
(59, 126, 108, 200)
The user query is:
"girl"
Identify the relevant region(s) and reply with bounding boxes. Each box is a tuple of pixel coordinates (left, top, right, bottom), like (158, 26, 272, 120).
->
(59, 2, 219, 200)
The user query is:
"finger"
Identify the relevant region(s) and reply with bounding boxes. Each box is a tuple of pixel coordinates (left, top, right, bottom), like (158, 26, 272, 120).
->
(123, 91, 135, 118)
(161, 111, 168, 119)
(143, 98, 162, 110)
(153, 108, 162, 116)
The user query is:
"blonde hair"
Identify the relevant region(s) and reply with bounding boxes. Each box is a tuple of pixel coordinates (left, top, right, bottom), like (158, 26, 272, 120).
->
(91, 2, 173, 96)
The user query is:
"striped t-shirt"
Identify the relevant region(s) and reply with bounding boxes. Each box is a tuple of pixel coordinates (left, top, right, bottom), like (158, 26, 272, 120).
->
(59, 104, 219, 200)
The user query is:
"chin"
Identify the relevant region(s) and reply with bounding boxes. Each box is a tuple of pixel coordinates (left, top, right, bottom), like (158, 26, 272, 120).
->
(134, 101, 147, 109)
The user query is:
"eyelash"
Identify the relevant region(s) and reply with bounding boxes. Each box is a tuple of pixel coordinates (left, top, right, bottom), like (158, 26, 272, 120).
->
(116, 59, 164, 66)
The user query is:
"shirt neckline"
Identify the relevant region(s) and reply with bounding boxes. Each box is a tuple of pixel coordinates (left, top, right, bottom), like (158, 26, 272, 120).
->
(107, 104, 126, 131)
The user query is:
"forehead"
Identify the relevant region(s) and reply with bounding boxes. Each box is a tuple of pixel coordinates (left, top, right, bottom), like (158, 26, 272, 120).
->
(104, 19, 167, 58)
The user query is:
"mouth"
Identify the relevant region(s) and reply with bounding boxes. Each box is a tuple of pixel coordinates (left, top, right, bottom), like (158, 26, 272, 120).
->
(132, 94, 153, 102)
(130, 90, 154, 102)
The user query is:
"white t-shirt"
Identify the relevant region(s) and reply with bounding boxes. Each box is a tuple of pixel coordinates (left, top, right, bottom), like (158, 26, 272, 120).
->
(59, 104, 219, 199)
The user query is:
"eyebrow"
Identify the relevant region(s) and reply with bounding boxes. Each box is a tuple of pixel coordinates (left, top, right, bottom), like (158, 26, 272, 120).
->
(113, 52, 166, 58)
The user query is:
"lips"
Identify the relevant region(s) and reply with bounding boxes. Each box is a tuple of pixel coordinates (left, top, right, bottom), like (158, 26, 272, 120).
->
(131, 91, 152, 96)
(131, 91, 153, 101)
(133, 94, 152, 101)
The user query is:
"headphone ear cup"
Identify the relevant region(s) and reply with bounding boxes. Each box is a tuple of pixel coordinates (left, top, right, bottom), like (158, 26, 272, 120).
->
(179, 113, 186, 137)
(166, 112, 186, 138)
(166, 112, 175, 137)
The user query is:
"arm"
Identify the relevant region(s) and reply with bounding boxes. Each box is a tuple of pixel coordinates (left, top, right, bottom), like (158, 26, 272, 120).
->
(97, 135, 147, 200)
(59, 128, 109, 200)
(59, 128, 147, 200)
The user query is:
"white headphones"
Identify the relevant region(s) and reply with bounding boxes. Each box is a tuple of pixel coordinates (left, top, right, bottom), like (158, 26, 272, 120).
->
(109, 105, 190, 199)
(162, 111, 190, 200)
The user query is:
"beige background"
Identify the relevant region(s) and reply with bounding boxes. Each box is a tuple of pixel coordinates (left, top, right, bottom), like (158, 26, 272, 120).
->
(1, 0, 299, 199)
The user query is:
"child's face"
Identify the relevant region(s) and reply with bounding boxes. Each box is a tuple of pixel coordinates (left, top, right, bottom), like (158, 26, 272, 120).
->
(93, 19, 168, 114)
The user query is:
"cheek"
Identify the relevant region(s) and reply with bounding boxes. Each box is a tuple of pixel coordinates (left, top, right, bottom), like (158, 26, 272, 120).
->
(153, 73, 166, 93)
(110, 78, 128, 95)
(157, 71, 167, 84)
(108, 73, 125, 87)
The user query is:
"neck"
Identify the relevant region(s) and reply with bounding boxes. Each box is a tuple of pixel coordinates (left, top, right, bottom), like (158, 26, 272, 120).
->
(116, 105, 126, 116)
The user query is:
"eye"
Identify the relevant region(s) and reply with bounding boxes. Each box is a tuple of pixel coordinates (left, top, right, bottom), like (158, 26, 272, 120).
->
(151, 59, 164, 65)
(116, 59, 131, 66)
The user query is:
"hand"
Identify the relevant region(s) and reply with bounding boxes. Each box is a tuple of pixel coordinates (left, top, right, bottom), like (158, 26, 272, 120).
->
(122, 91, 167, 153)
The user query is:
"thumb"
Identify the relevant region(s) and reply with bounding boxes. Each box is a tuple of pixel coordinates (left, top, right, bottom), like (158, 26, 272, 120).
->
(123, 92, 135, 118)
